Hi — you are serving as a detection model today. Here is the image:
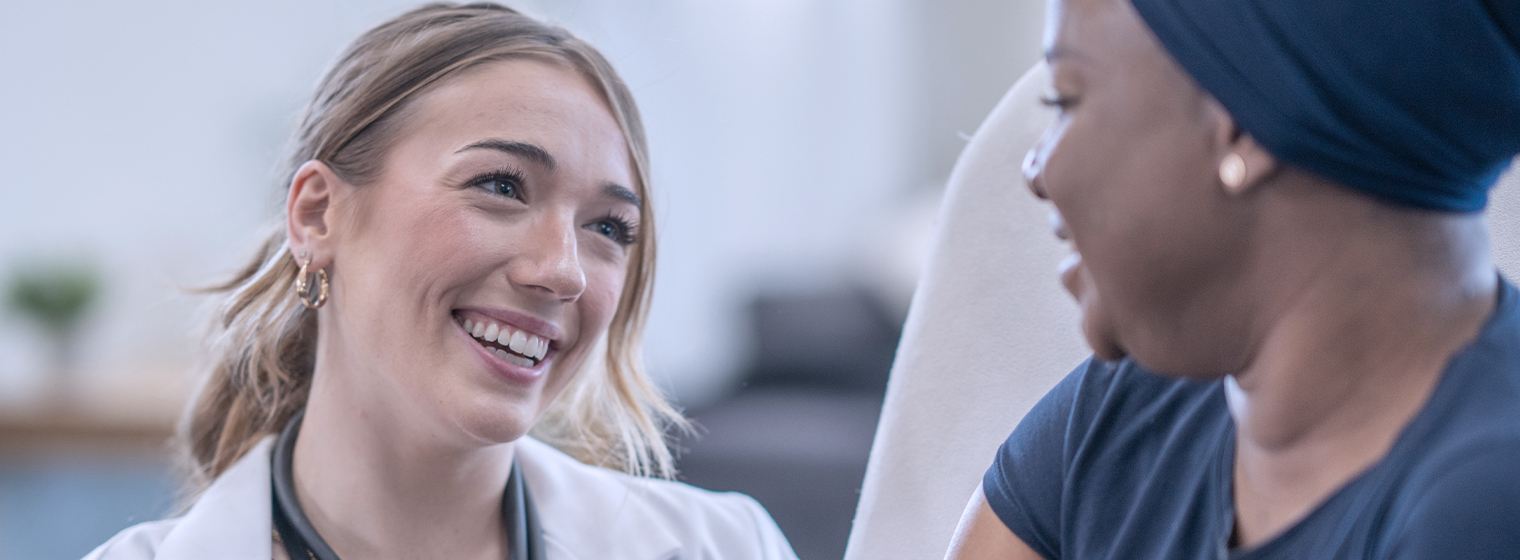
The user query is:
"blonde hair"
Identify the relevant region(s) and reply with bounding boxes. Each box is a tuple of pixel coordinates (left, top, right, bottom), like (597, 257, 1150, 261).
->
(182, 2, 684, 494)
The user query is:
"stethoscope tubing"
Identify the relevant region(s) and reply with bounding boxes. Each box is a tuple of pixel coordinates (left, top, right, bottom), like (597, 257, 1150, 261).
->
(271, 409, 543, 560)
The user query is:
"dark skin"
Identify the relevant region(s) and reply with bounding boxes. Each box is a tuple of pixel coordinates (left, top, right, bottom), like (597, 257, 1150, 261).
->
(945, 0, 1498, 557)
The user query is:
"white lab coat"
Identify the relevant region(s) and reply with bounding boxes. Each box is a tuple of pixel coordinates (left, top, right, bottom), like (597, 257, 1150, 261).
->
(83, 436, 798, 560)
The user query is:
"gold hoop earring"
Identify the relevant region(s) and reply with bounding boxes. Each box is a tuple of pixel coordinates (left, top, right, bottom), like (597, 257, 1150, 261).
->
(1219, 152, 1247, 190)
(295, 255, 329, 309)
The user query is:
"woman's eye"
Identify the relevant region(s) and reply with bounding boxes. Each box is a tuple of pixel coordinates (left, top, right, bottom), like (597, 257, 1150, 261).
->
(485, 179, 518, 198)
(587, 216, 637, 246)
(470, 170, 526, 200)
(1039, 91, 1078, 110)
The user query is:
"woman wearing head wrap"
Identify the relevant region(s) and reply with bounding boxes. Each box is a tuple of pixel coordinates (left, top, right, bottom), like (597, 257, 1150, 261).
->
(945, 0, 1520, 558)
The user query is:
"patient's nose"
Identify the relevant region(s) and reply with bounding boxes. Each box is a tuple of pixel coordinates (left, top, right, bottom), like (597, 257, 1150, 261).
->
(1023, 146, 1049, 200)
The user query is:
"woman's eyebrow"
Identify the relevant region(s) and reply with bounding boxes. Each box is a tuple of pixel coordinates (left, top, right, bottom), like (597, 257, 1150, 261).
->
(604, 183, 641, 207)
(456, 139, 557, 171)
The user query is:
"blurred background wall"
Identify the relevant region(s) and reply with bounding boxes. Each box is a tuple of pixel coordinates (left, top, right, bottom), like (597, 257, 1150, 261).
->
(0, 1, 1046, 559)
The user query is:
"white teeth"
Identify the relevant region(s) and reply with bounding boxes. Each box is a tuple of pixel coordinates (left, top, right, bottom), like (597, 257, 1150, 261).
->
(466, 317, 551, 362)
(463, 319, 474, 332)
(492, 346, 533, 367)
(495, 349, 533, 368)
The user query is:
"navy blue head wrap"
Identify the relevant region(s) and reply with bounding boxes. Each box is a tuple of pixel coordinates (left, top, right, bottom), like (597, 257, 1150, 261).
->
(1129, 0, 1520, 212)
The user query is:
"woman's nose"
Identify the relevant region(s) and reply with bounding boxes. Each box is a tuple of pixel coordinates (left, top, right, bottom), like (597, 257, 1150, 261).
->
(511, 217, 587, 300)
(1023, 145, 1050, 200)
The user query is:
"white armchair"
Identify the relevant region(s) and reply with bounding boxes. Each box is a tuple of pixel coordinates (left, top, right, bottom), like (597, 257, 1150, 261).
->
(843, 62, 1088, 560)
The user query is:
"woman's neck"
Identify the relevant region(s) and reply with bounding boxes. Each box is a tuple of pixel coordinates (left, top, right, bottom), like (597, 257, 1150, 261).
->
(290, 356, 515, 560)
(1225, 197, 1496, 548)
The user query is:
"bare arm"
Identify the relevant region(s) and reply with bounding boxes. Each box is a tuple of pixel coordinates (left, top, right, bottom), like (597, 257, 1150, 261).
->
(944, 483, 1045, 560)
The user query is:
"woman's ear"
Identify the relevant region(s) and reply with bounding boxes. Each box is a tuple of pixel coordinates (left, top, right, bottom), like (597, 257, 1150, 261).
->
(286, 160, 341, 266)
(1223, 133, 1279, 196)
(1206, 100, 1279, 196)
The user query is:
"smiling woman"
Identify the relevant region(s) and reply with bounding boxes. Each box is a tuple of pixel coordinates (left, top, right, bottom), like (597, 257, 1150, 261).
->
(82, 4, 796, 560)
(944, 0, 1520, 558)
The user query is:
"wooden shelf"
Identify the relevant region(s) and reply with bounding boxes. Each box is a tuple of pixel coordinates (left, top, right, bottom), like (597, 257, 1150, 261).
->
(0, 406, 176, 454)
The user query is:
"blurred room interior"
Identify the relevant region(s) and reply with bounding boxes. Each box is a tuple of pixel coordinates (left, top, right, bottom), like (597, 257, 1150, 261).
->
(0, 1, 1050, 558)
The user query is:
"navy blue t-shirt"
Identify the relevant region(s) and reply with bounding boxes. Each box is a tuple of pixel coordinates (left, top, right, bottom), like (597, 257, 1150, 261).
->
(985, 279, 1520, 559)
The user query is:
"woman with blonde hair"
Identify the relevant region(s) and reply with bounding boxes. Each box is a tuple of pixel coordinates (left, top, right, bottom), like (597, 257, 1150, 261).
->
(85, 3, 796, 559)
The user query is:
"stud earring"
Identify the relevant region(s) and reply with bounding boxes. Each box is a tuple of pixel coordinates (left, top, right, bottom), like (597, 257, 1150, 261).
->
(294, 253, 328, 310)
(1219, 152, 1247, 190)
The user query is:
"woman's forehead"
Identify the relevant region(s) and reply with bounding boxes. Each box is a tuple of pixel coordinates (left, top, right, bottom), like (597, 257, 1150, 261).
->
(398, 59, 636, 185)
(421, 60, 617, 140)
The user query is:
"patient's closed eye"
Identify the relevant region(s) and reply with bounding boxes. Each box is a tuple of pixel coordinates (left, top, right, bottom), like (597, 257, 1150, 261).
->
(1039, 92, 1077, 110)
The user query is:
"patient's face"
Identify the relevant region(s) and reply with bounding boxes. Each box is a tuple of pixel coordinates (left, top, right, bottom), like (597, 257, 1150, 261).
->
(1023, 0, 1255, 376)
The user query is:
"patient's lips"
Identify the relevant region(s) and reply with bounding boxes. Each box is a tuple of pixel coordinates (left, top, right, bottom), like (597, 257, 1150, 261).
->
(1048, 210, 1072, 241)
(1051, 210, 1083, 299)
(1059, 252, 1084, 299)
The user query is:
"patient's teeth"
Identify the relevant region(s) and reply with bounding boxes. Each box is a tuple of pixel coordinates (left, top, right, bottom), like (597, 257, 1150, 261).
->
(483, 323, 499, 341)
(509, 330, 528, 354)
(496, 326, 513, 346)
(471, 321, 486, 338)
(463, 319, 474, 332)
(537, 338, 549, 358)
(504, 353, 534, 368)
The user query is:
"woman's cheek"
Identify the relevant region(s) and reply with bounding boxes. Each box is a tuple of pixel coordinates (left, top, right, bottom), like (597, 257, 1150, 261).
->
(582, 266, 625, 329)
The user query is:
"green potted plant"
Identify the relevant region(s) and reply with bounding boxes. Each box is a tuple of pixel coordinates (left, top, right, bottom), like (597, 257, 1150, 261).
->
(5, 259, 101, 405)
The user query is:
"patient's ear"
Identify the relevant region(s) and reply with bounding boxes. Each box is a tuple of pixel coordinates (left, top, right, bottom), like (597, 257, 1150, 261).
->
(286, 160, 342, 267)
(1206, 101, 1279, 197)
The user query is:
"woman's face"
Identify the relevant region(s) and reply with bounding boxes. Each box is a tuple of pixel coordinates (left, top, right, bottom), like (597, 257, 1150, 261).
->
(308, 58, 639, 444)
(1023, 0, 1257, 375)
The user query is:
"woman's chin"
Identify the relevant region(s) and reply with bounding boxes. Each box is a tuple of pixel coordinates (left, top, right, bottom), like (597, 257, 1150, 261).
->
(461, 411, 535, 445)
(1079, 308, 1129, 363)
(437, 390, 542, 446)
(1084, 331, 1129, 363)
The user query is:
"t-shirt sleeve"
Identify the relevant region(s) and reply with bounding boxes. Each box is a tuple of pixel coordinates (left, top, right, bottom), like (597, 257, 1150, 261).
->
(983, 357, 1107, 560)
(1387, 442, 1520, 559)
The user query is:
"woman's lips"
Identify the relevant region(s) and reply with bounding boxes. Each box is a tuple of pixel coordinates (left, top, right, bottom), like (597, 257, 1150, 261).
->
(1059, 251, 1084, 299)
(1049, 210, 1072, 241)
(1050, 209, 1081, 299)
(452, 311, 555, 382)
(458, 314, 550, 366)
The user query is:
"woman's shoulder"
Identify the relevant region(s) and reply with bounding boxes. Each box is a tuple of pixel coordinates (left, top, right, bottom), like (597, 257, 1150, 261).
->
(81, 518, 181, 560)
(516, 437, 798, 560)
(1033, 356, 1225, 439)
(82, 438, 276, 560)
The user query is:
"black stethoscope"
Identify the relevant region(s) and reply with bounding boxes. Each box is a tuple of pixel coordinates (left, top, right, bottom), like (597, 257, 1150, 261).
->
(271, 410, 545, 560)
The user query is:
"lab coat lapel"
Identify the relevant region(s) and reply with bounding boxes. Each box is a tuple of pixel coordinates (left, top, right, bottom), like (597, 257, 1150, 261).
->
(154, 438, 274, 560)
(517, 438, 685, 560)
